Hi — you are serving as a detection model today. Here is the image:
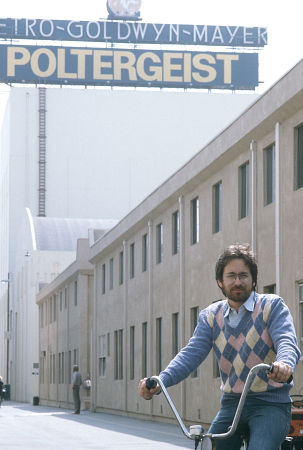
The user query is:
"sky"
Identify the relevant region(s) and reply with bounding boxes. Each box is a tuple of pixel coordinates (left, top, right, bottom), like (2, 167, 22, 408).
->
(0, 0, 303, 119)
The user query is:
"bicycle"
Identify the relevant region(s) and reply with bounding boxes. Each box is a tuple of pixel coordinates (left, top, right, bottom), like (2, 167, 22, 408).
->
(146, 363, 294, 450)
(287, 395, 303, 450)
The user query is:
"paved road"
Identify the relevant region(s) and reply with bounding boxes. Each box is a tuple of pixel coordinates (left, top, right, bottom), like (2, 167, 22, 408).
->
(0, 401, 194, 449)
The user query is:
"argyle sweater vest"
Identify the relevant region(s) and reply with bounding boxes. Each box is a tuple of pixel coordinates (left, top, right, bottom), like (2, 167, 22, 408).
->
(159, 293, 300, 403)
(207, 296, 281, 395)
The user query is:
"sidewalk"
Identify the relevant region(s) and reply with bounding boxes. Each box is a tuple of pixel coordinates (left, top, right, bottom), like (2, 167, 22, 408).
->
(0, 401, 193, 449)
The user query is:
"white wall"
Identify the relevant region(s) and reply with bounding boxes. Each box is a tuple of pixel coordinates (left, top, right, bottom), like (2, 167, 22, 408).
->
(8, 87, 258, 221)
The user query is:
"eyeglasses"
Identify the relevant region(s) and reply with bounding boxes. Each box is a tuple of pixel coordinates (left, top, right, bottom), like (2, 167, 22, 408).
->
(224, 273, 250, 281)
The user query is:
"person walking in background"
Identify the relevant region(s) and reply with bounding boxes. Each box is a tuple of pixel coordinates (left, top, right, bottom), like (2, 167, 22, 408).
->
(72, 365, 82, 414)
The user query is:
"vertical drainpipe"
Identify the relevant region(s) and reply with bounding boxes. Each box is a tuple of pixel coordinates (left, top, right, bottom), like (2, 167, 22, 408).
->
(38, 87, 47, 217)
(178, 195, 186, 419)
(275, 123, 280, 294)
(123, 240, 128, 412)
(56, 294, 59, 405)
(91, 265, 98, 412)
(66, 286, 70, 407)
(250, 140, 257, 255)
(147, 219, 153, 415)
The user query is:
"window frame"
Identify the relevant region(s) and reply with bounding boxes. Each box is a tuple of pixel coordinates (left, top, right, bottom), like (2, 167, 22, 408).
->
(190, 197, 199, 245)
(264, 143, 275, 206)
(142, 233, 148, 272)
(130, 243, 135, 279)
(295, 124, 303, 190)
(239, 161, 250, 219)
(172, 210, 180, 255)
(109, 257, 114, 290)
(129, 325, 135, 380)
(119, 251, 124, 285)
(156, 223, 163, 264)
(190, 307, 199, 378)
(172, 312, 179, 357)
(156, 317, 162, 373)
(212, 180, 222, 233)
(102, 263, 106, 294)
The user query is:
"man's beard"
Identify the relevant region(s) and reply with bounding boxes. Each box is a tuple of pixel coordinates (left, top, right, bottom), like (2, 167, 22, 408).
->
(221, 286, 252, 303)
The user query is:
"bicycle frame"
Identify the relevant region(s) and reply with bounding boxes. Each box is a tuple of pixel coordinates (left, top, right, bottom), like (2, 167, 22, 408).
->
(148, 363, 274, 445)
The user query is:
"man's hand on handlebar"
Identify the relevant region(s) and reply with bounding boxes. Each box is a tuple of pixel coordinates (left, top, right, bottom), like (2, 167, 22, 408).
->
(138, 378, 161, 400)
(267, 361, 293, 384)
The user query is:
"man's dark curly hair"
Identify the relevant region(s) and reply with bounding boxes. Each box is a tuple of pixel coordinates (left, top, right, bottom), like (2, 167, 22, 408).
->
(215, 243, 258, 286)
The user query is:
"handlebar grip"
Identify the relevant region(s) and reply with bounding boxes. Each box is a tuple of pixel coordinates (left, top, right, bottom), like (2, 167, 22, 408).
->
(268, 363, 293, 384)
(146, 378, 158, 390)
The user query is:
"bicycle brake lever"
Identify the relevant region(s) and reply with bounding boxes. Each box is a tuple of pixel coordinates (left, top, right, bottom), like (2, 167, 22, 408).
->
(268, 363, 293, 384)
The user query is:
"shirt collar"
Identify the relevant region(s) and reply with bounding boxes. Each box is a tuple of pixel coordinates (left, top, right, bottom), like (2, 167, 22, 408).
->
(224, 291, 256, 317)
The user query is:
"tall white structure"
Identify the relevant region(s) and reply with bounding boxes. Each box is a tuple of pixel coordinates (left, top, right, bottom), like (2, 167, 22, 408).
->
(0, 85, 257, 402)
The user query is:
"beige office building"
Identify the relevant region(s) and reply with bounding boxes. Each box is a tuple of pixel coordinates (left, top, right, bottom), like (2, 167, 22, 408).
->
(37, 59, 303, 426)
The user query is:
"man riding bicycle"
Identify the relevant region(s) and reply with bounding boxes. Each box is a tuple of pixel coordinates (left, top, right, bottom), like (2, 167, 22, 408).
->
(139, 243, 301, 450)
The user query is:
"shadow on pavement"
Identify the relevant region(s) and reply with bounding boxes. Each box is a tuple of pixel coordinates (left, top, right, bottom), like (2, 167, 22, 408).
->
(4, 401, 193, 448)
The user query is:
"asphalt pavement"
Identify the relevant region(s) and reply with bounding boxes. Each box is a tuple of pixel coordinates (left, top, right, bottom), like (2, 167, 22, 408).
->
(0, 401, 194, 449)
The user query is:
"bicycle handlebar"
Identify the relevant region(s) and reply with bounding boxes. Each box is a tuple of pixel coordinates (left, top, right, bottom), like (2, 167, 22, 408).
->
(146, 362, 293, 442)
(146, 375, 195, 440)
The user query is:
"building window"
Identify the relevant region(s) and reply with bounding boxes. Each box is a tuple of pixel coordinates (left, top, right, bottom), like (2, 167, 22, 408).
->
(156, 317, 162, 373)
(99, 334, 107, 378)
(59, 291, 63, 312)
(172, 312, 179, 357)
(239, 161, 250, 219)
(44, 301, 47, 325)
(73, 349, 78, 365)
(156, 223, 163, 264)
(40, 352, 46, 384)
(50, 354, 55, 384)
(119, 251, 124, 285)
(142, 233, 148, 272)
(53, 295, 57, 321)
(64, 287, 68, 309)
(130, 326, 135, 380)
(61, 352, 65, 384)
(299, 284, 303, 352)
(190, 307, 199, 378)
(59, 352, 65, 384)
(49, 354, 53, 384)
(264, 284, 276, 294)
(295, 125, 303, 190)
(130, 243, 135, 279)
(264, 144, 275, 205)
(109, 258, 114, 290)
(68, 351, 72, 384)
(172, 210, 180, 255)
(114, 329, 123, 380)
(102, 263, 106, 294)
(142, 322, 147, 378)
(49, 298, 53, 324)
(107, 332, 110, 356)
(40, 304, 44, 328)
(74, 280, 77, 306)
(213, 181, 222, 233)
(190, 197, 199, 244)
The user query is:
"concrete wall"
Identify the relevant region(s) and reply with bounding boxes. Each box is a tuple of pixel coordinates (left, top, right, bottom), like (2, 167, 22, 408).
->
(37, 239, 93, 410)
(88, 59, 303, 425)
